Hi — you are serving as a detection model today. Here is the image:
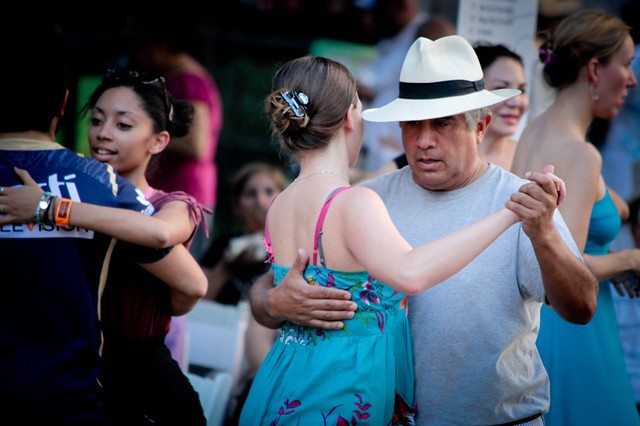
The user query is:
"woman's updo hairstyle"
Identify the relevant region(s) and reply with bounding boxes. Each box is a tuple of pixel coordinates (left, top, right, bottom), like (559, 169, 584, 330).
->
(265, 56, 358, 157)
(540, 9, 630, 90)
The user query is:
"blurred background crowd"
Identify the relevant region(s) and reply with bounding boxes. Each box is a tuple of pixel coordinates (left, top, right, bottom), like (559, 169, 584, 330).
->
(32, 1, 640, 422)
(47, 0, 628, 236)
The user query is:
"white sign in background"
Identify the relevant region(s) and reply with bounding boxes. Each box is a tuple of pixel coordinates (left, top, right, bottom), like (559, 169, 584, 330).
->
(456, 0, 539, 135)
(457, 0, 538, 70)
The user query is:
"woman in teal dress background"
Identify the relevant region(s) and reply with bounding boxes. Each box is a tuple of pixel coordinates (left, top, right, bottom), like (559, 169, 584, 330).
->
(536, 190, 639, 425)
(239, 54, 525, 424)
(511, 9, 640, 425)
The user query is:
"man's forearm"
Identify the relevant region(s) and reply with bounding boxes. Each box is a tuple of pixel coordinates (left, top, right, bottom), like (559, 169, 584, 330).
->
(249, 270, 283, 329)
(534, 231, 598, 324)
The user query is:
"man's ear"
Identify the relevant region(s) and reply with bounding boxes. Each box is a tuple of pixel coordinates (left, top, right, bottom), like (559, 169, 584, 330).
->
(150, 131, 171, 155)
(476, 113, 492, 144)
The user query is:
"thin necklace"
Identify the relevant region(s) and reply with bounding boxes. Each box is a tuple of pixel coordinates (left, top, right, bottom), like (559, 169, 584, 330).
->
(293, 170, 348, 183)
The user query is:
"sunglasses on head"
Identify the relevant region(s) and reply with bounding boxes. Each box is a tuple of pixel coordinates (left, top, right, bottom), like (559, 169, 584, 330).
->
(103, 69, 173, 120)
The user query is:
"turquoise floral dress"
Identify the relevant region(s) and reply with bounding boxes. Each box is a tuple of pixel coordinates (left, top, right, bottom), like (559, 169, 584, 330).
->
(239, 188, 416, 425)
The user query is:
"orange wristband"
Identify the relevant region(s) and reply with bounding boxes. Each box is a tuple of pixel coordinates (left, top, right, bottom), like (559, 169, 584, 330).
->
(55, 198, 73, 226)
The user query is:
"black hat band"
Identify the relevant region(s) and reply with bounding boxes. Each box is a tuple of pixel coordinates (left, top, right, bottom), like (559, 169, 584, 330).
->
(399, 79, 485, 100)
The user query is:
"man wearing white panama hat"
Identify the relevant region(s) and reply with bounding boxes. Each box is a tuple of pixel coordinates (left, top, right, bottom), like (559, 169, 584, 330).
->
(250, 35, 598, 425)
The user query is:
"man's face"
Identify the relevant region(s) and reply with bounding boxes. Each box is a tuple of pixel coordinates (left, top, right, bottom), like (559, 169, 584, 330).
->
(400, 113, 488, 191)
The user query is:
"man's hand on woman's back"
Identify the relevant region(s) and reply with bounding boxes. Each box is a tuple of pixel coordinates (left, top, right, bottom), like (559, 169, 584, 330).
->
(250, 249, 357, 330)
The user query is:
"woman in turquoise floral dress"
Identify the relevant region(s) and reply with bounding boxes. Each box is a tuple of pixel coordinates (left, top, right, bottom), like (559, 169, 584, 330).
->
(239, 55, 555, 425)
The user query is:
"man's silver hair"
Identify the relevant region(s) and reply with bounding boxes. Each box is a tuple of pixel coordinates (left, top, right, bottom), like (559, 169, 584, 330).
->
(463, 107, 491, 131)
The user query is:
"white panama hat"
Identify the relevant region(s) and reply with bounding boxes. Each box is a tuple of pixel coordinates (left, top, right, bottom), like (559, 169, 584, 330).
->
(362, 35, 521, 122)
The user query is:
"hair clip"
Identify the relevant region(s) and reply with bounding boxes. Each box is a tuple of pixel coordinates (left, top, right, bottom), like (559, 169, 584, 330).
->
(538, 43, 556, 67)
(281, 91, 309, 117)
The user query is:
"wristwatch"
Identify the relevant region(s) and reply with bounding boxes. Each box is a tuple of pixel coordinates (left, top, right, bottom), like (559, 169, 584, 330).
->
(39, 196, 52, 211)
(35, 191, 53, 224)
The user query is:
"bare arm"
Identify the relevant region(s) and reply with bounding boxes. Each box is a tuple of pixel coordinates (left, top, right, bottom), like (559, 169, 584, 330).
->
(202, 261, 231, 301)
(570, 178, 638, 283)
(140, 243, 207, 315)
(343, 187, 520, 294)
(506, 169, 598, 324)
(548, 153, 635, 302)
(583, 249, 640, 282)
(249, 249, 357, 330)
(64, 199, 192, 248)
(608, 185, 630, 221)
(203, 238, 268, 301)
(0, 167, 193, 248)
(244, 314, 278, 375)
(2, 168, 206, 313)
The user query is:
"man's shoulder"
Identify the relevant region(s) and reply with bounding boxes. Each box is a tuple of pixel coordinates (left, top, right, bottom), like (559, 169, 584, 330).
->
(0, 144, 109, 184)
(47, 150, 139, 195)
(2, 146, 147, 211)
(358, 165, 526, 198)
(486, 165, 528, 191)
(359, 167, 405, 191)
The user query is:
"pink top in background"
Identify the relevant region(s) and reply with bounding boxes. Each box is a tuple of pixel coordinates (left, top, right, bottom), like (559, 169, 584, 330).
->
(150, 71, 223, 209)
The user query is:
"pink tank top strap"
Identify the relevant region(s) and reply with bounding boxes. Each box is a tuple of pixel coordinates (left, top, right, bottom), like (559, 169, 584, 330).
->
(262, 195, 279, 263)
(313, 186, 351, 266)
(144, 186, 155, 199)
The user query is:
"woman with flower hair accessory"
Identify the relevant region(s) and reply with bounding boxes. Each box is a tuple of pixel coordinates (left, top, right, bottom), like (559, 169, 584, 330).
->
(512, 9, 640, 426)
(538, 40, 556, 68)
(237, 51, 542, 425)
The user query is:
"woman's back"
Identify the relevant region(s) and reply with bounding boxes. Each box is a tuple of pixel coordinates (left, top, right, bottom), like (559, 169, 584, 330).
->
(266, 177, 386, 273)
(240, 53, 523, 425)
(241, 185, 417, 425)
(512, 105, 604, 249)
(515, 9, 640, 426)
(512, 107, 598, 180)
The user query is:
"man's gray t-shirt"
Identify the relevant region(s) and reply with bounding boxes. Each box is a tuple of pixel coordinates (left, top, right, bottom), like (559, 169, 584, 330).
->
(362, 164, 581, 425)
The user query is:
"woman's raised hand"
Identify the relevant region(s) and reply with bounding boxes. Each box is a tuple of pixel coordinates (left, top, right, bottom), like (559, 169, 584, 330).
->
(0, 167, 46, 224)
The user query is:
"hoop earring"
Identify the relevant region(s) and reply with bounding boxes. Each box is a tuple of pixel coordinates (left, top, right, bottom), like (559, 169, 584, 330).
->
(589, 84, 599, 101)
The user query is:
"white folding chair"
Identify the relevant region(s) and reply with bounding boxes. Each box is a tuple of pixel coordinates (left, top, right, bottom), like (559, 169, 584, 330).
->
(186, 300, 250, 392)
(186, 371, 233, 426)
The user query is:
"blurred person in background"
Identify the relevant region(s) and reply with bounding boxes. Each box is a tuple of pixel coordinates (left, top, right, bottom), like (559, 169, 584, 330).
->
(474, 44, 529, 170)
(126, 17, 223, 264)
(511, 9, 640, 425)
(200, 162, 288, 423)
(200, 162, 288, 305)
(600, 0, 640, 413)
(357, 0, 429, 173)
